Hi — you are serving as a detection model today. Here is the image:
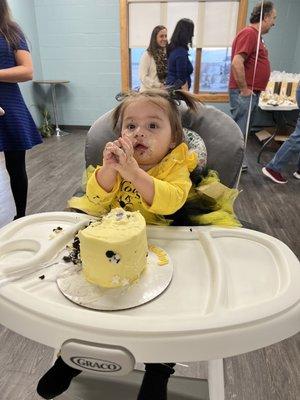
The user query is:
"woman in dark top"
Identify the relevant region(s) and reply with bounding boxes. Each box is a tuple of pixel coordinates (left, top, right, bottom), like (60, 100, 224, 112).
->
(166, 18, 194, 91)
(0, 0, 42, 219)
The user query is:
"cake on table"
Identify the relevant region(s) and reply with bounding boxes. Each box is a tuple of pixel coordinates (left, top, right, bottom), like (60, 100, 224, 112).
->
(78, 208, 148, 288)
(260, 71, 300, 106)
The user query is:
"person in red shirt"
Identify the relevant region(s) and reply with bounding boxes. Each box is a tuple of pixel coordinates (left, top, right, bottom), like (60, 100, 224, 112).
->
(229, 1, 277, 171)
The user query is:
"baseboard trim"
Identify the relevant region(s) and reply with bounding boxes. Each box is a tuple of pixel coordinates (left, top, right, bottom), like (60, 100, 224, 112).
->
(60, 125, 90, 130)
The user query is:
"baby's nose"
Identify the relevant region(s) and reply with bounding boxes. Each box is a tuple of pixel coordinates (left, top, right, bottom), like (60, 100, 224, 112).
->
(133, 127, 144, 138)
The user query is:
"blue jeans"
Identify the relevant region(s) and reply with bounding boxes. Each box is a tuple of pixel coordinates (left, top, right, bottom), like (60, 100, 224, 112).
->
(229, 89, 260, 138)
(267, 87, 300, 173)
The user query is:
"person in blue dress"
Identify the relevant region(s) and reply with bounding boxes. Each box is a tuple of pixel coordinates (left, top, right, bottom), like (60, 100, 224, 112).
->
(0, 0, 42, 219)
(166, 19, 194, 91)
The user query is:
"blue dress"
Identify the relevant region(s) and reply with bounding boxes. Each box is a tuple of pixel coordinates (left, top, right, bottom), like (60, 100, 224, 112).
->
(0, 34, 42, 151)
(166, 47, 194, 90)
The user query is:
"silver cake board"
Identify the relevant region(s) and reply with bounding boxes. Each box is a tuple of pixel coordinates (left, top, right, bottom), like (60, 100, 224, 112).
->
(56, 250, 173, 311)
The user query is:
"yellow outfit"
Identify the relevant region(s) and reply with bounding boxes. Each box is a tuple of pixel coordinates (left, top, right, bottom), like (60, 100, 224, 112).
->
(187, 171, 241, 227)
(68, 143, 198, 225)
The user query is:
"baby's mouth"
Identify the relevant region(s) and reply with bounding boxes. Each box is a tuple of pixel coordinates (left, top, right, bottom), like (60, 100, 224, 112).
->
(134, 143, 148, 152)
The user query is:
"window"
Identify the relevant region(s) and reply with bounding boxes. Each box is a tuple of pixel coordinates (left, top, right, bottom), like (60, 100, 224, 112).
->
(131, 47, 196, 91)
(120, 0, 248, 102)
(131, 48, 144, 90)
(200, 47, 232, 93)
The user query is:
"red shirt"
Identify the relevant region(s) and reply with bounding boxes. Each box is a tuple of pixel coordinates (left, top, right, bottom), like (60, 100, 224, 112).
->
(229, 26, 271, 91)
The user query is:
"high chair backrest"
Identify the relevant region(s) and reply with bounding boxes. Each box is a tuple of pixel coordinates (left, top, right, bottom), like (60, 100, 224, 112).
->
(85, 102, 244, 188)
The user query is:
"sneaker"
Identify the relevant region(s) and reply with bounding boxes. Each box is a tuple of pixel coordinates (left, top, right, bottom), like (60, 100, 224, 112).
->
(242, 164, 248, 172)
(262, 167, 287, 184)
(293, 171, 300, 179)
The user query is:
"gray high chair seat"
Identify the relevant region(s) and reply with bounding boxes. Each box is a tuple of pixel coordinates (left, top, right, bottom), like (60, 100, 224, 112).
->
(84, 102, 244, 188)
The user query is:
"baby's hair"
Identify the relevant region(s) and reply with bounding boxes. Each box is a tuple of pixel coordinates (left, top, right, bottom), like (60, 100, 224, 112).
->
(113, 89, 201, 147)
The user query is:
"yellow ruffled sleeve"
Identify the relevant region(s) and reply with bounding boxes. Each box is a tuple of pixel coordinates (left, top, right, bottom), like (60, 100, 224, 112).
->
(141, 143, 198, 215)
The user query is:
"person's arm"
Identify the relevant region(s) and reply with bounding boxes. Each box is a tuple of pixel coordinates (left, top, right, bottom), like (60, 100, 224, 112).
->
(96, 166, 118, 193)
(106, 136, 155, 205)
(141, 145, 198, 215)
(142, 163, 193, 215)
(128, 169, 154, 206)
(231, 53, 253, 96)
(139, 52, 161, 89)
(85, 141, 121, 209)
(86, 166, 120, 208)
(0, 50, 33, 83)
(230, 28, 258, 96)
(95, 141, 119, 192)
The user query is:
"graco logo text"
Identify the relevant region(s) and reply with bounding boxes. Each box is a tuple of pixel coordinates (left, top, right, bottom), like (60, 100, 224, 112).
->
(71, 357, 122, 372)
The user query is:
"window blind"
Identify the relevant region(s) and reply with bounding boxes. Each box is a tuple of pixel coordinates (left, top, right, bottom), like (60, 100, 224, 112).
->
(128, 1, 239, 48)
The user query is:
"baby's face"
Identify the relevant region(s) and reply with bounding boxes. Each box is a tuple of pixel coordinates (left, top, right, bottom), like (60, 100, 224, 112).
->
(121, 99, 175, 170)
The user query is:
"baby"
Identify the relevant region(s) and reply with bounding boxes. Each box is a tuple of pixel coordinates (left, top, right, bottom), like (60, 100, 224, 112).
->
(69, 88, 200, 225)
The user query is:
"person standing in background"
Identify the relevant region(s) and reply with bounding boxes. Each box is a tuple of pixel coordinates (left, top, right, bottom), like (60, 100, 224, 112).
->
(139, 25, 168, 92)
(166, 18, 194, 91)
(0, 0, 42, 219)
(262, 82, 300, 183)
(229, 1, 277, 171)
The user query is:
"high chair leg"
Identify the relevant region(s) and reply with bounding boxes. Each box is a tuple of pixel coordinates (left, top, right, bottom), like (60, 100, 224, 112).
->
(208, 359, 225, 400)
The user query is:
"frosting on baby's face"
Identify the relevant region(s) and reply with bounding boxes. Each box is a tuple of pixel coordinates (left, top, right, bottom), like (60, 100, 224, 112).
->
(121, 99, 175, 170)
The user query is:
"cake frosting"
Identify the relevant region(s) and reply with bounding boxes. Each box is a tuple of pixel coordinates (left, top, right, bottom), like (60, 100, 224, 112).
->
(78, 208, 148, 288)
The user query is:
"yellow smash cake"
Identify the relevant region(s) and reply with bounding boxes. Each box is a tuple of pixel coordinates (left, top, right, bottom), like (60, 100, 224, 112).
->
(78, 208, 148, 288)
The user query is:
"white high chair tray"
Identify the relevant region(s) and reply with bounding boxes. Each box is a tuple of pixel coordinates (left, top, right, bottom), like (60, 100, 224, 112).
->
(0, 212, 299, 363)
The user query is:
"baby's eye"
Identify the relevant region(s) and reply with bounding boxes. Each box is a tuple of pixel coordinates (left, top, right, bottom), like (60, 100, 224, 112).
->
(127, 123, 136, 131)
(148, 122, 158, 129)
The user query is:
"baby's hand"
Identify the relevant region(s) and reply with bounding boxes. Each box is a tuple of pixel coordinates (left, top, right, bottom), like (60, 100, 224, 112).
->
(103, 140, 121, 168)
(121, 128, 138, 146)
(113, 135, 140, 181)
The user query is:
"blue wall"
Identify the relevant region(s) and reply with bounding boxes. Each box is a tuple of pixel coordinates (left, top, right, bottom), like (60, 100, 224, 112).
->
(34, 0, 121, 125)
(256, 0, 300, 72)
(8, 0, 43, 124)
(293, 28, 300, 73)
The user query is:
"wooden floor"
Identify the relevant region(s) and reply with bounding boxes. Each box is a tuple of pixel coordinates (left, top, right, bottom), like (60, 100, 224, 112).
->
(0, 129, 299, 400)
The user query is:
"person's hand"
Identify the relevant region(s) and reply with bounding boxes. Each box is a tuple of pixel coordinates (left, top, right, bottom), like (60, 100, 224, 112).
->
(112, 134, 140, 181)
(121, 128, 137, 146)
(103, 140, 121, 169)
(240, 88, 253, 97)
